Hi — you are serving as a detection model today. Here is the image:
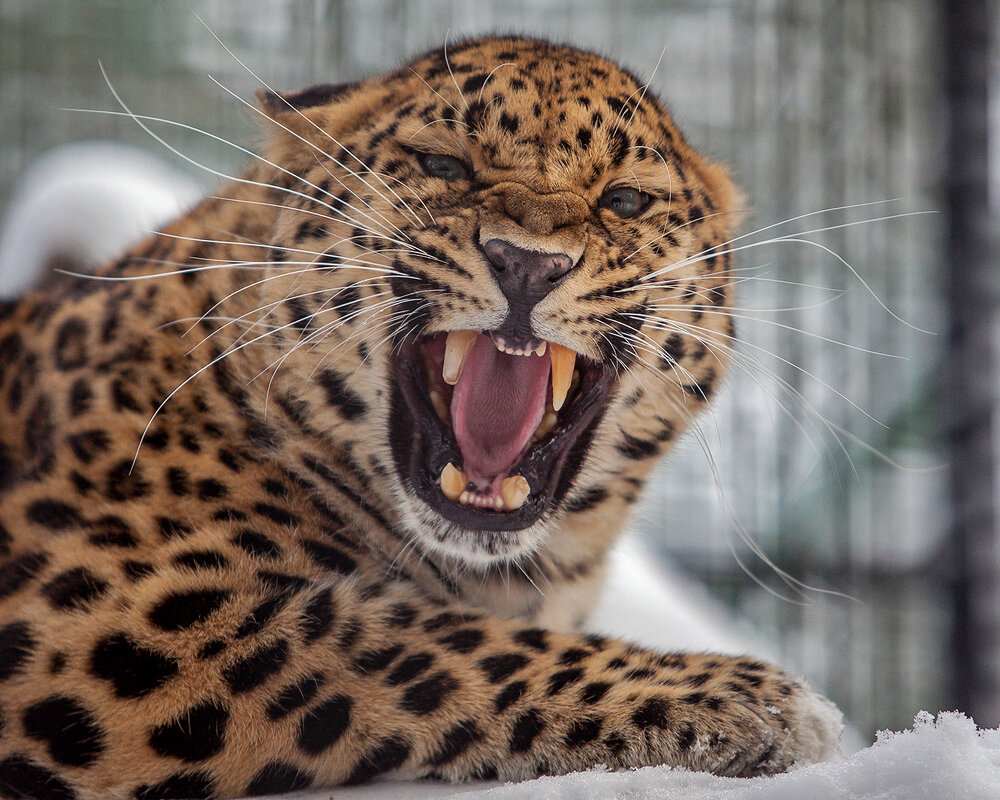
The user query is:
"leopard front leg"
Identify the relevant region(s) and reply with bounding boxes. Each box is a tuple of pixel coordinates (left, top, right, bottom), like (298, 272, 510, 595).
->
(0, 562, 842, 800)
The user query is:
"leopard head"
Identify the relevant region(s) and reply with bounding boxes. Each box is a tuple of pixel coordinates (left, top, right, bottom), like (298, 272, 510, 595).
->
(254, 36, 737, 565)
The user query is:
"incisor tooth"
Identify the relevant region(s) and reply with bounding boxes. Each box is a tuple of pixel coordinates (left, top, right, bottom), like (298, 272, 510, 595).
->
(440, 462, 466, 501)
(443, 330, 478, 385)
(549, 343, 577, 411)
(501, 475, 530, 511)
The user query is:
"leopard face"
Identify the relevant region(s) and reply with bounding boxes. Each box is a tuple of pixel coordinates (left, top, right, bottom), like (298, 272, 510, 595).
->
(254, 36, 736, 566)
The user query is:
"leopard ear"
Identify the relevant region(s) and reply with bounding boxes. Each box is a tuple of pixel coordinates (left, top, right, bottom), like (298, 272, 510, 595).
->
(256, 82, 356, 116)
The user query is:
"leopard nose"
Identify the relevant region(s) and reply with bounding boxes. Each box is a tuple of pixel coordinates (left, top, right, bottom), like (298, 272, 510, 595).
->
(482, 239, 575, 307)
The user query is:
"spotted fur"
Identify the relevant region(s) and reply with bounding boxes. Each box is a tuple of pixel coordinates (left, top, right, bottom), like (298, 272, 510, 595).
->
(0, 36, 841, 799)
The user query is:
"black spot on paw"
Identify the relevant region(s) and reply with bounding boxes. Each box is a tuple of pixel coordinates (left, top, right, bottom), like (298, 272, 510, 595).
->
(149, 589, 230, 631)
(509, 708, 545, 753)
(426, 721, 481, 767)
(0, 756, 77, 800)
(22, 695, 105, 767)
(677, 722, 697, 750)
(266, 672, 324, 720)
(245, 762, 314, 796)
(400, 672, 458, 715)
(296, 694, 352, 755)
(223, 639, 289, 694)
(42, 567, 108, 610)
(344, 736, 411, 785)
(149, 701, 229, 762)
(631, 696, 670, 729)
(135, 771, 216, 799)
(90, 633, 179, 698)
(564, 716, 603, 747)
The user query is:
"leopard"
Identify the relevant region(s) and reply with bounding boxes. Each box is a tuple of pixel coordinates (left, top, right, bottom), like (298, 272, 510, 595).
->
(0, 35, 843, 800)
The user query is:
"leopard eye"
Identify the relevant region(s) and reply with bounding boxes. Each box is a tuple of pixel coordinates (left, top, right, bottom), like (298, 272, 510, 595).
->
(599, 186, 651, 218)
(419, 153, 471, 182)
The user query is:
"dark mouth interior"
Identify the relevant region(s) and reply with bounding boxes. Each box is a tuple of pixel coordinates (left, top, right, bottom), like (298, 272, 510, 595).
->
(392, 331, 617, 531)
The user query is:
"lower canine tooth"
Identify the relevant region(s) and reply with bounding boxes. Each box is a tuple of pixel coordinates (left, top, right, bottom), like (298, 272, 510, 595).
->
(429, 389, 449, 422)
(501, 475, 530, 511)
(440, 463, 466, 501)
(536, 409, 558, 438)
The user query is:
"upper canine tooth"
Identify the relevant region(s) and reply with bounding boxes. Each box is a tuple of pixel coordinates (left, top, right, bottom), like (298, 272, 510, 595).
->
(501, 475, 530, 511)
(443, 330, 478, 385)
(549, 343, 577, 411)
(440, 462, 466, 501)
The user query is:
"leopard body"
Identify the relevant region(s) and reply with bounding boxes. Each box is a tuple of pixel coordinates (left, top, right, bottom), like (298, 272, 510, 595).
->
(0, 36, 841, 800)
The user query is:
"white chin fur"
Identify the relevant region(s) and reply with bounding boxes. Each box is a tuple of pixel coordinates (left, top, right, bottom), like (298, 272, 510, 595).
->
(397, 491, 552, 568)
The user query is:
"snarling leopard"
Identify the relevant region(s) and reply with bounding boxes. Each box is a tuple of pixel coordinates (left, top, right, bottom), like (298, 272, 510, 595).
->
(0, 35, 842, 800)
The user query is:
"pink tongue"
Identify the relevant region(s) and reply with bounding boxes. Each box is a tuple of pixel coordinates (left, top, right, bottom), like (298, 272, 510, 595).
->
(451, 334, 550, 486)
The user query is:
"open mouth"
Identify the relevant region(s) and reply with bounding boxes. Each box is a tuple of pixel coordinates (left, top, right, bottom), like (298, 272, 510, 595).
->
(392, 330, 617, 531)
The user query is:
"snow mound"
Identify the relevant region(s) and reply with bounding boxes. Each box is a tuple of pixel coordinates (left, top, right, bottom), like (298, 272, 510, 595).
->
(441, 712, 999, 800)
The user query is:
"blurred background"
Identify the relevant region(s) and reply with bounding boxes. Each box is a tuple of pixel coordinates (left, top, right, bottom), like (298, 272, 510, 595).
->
(0, 0, 996, 741)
